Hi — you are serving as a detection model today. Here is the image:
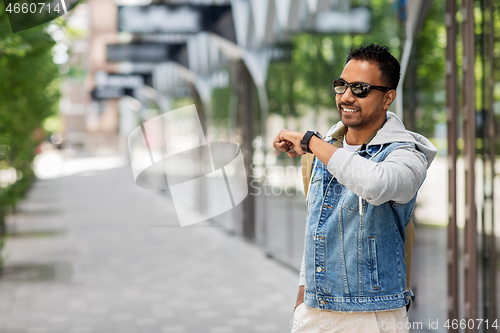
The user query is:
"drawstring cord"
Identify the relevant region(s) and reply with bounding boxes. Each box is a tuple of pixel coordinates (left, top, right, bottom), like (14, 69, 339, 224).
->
(359, 197, 363, 217)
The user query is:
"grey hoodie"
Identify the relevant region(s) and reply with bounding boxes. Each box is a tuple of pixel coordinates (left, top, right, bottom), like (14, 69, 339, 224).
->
(324, 111, 437, 206)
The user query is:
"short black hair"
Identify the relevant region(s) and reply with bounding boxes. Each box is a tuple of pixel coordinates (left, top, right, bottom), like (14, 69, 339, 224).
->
(346, 43, 400, 90)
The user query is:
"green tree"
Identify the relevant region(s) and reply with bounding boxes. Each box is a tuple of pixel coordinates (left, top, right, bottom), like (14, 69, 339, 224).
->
(413, 0, 446, 137)
(0, 3, 61, 269)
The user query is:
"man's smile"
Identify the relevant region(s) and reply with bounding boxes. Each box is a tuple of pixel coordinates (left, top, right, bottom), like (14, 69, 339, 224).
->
(341, 106, 359, 114)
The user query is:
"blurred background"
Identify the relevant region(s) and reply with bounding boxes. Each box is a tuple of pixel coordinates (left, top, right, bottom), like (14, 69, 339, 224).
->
(0, 0, 499, 332)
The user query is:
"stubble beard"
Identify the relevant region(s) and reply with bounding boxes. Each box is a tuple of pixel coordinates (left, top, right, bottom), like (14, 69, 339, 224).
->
(338, 107, 383, 131)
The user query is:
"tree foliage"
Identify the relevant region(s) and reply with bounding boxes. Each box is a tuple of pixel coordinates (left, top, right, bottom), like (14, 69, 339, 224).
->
(266, 0, 403, 128)
(414, 0, 446, 136)
(0, 3, 61, 266)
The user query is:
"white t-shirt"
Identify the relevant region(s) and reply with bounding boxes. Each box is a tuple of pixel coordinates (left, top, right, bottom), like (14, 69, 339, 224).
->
(343, 135, 362, 152)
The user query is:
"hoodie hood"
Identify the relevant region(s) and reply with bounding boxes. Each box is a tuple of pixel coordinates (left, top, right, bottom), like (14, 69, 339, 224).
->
(325, 111, 437, 168)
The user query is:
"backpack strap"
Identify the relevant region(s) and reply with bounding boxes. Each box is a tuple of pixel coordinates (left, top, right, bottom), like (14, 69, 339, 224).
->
(301, 154, 315, 199)
(405, 218, 415, 291)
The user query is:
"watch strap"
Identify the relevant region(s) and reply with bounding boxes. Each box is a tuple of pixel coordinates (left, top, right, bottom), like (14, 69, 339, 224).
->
(301, 130, 322, 154)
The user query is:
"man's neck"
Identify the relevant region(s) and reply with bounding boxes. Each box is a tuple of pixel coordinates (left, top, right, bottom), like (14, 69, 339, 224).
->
(345, 121, 386, 145)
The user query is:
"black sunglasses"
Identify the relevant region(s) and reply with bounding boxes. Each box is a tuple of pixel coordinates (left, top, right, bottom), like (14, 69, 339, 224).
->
(332, 79, 391, 98)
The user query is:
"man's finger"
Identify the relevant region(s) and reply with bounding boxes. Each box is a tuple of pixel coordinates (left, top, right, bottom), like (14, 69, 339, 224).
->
(274, 141, 291, 152)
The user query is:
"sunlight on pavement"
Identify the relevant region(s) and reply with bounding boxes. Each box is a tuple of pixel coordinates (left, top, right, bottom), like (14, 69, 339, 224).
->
(33, 149, 127, 179)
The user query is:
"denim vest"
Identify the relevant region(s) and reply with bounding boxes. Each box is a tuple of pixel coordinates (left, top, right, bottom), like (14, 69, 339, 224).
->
(303, 139, 415, 312)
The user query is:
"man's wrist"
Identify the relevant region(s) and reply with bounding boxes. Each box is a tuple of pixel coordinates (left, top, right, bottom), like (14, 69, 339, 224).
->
(300, 130, 322, 154)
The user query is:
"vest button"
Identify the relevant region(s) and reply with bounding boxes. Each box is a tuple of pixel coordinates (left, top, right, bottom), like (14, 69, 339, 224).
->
(316, 267, 322, 272)
(319, 300, 326, 305)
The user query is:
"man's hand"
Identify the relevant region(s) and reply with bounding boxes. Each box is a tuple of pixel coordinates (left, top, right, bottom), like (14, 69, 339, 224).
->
(273, 129, 338, 164)
(295, 285, 305, 309)
(272, 129, 305, 158)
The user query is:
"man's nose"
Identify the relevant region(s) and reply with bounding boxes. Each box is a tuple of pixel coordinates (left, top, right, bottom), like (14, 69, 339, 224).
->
(341, 86, 356, 104)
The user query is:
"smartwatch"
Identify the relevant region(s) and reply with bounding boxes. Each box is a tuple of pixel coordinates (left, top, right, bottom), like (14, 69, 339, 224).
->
(300, 130, 322, 154)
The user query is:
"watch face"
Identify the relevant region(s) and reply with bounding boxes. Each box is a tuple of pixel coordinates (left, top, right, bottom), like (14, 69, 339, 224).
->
(312, 131, 322, 139)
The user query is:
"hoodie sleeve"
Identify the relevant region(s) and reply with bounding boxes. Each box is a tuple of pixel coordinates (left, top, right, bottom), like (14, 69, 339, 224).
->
(327, 144, 430, 205)
(299, 249, 306, 286)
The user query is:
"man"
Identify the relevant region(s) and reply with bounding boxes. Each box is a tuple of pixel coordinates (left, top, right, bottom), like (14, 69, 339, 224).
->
(273, 44, 436, 332)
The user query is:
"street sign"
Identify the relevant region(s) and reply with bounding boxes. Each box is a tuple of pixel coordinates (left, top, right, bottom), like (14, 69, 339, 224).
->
(95, 71, 153, 88)
(118, 5, 231, 34)
(91, 87, 134, 99)
(92, 71, 153, 99)
(106, 43, 185, 63)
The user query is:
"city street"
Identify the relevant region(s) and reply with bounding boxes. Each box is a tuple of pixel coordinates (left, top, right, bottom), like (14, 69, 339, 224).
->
(0, 157, 298, 333)
(2, 151, 499, 333)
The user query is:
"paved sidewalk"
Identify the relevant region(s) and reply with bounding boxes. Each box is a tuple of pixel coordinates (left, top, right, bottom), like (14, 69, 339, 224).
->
(0, 161, 298, 333)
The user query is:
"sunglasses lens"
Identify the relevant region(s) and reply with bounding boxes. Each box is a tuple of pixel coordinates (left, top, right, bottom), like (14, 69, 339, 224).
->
(351, 83, 368, 97)
(332, 80, 347, 94)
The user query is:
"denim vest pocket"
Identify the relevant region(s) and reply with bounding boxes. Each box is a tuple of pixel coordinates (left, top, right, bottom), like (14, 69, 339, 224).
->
(308, 176, 321, 206)
(340, 190, 359, 211)
(369, 237, 380, 289)
(307, 160, 323, 207)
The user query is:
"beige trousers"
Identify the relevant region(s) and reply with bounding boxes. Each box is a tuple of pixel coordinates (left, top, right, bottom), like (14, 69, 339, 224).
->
(290, 303, 409, 333)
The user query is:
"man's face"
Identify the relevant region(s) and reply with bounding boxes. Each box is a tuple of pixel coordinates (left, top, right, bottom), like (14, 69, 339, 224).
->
(336, 59, 391, 129)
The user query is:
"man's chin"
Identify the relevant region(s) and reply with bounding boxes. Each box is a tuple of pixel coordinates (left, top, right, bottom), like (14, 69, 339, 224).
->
(340, 116, 361, 128)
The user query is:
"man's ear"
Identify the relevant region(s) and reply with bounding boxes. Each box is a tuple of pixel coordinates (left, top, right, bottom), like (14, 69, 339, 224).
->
(383, 90, 397, 110)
